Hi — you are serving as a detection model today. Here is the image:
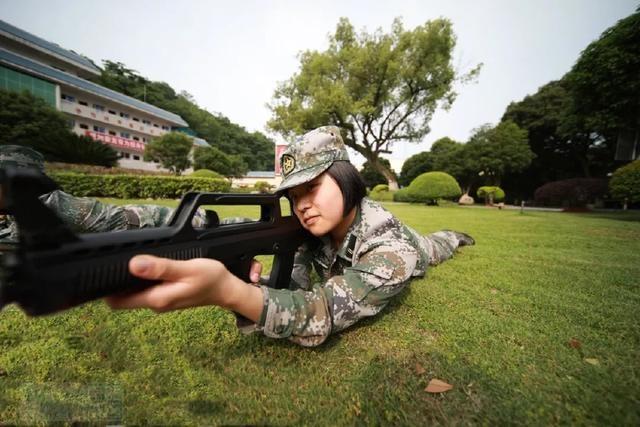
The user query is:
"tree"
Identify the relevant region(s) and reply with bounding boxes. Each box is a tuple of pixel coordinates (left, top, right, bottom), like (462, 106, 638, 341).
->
(193, 146, 248, 178)
(0, 89, 117, 166)
(406, 171, 461, 205)
(609, 159, 640, 205)
(566, 9, 640, 142)
(144, 132, 192, 175)
(399, 151, 433, 187)
(268, 17, 480, 190)
(465, 121, 534, 187)
(360, 158, 395, 189)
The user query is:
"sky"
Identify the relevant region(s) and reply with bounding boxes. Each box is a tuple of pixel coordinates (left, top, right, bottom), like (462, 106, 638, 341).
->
(1, 0, 637, 170)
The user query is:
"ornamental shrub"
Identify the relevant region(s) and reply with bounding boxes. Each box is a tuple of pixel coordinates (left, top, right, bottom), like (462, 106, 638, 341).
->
(534, 178, 608, 207)
(393, 187, 417, 203)
(477, 186, 505, 204)
(609, 159, 640, 203)
(50, 173, 230, 199)
(369, 184, 393, 202)
(254, 181, 273, 193)
(407, 172, 461, 204)
(191, 169, 224, 179)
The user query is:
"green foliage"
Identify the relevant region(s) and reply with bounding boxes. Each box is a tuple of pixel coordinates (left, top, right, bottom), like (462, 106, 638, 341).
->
(566, 10, 640, 137)
(399, 151, 433, 187)
(360, 159, 396, 189)
(268, 17, 481, 188)
(392, 187, 418, 202)
(369, 184, 394, 202)
(143, 132, 192, 175)
(193, 146, 248, 178)
(477, 186, 505, 204)
(191, 169, 224, 179)
(534, 178, 608, 208)
(50, 173, 230, 198)
(466, 121, 534, 186)
(0, 89, 117, 166)
(609, 159, 640, 203)
(407, 171, 461, 204)
(253, 181, 273, 193)
(98, 61, 275, 170)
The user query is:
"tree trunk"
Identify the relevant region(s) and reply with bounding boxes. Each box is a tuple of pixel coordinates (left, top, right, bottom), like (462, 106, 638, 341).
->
(366, 155, 399, 191)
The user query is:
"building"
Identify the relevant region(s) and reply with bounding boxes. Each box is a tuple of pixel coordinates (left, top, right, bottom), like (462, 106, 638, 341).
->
(0, 19, 203, 172)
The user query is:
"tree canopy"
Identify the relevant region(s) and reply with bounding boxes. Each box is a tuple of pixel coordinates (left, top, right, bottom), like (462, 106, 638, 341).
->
(143, 132, 192, 175)
(268, 17, 480, 190)
(193, 146, 248, 179)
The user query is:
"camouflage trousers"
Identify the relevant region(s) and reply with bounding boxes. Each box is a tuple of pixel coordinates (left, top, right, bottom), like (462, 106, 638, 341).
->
(0, 190, 208, 243)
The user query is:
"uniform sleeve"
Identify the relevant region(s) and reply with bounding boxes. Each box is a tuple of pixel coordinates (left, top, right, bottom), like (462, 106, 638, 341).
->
(259, 242, 418, 347)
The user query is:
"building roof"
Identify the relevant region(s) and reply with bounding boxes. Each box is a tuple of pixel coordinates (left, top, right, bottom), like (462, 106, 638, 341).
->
(0, 48, 188, 126)
(246, 171, 276, 178)
(0, 19, 101, 76)
(192, 137, 210, 147)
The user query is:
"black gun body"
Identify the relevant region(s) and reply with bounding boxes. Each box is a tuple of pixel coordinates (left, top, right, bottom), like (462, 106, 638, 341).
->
(0, 168, 310, 316)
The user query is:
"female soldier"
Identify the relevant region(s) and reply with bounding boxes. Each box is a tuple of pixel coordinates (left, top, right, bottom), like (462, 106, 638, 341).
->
(106, 126, 474, 347)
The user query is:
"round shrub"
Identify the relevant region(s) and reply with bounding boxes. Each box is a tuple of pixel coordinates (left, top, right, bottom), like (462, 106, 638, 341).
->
(534, 178, 608, 208)
(393, 187, 416, 203)
(191, 169, 224, 179)
(407, 172, 461, 204)
(369, 184, 393, 202)
(609, 159, 640, 203)
(254, 181, 273, 193)
(477, 186, 505, 204)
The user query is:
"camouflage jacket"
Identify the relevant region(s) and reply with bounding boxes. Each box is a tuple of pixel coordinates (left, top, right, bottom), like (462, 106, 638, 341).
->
(251, 198, 463, 347)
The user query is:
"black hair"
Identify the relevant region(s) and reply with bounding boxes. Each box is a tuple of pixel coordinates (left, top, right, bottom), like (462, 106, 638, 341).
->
(325, 161, 367, 217)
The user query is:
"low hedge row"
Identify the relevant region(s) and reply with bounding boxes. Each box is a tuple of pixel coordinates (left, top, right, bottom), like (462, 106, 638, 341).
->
(50, 172, 231, 199)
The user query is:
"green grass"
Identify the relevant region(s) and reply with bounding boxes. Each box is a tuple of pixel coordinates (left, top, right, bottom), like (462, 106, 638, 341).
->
(1, 201, 639, 425)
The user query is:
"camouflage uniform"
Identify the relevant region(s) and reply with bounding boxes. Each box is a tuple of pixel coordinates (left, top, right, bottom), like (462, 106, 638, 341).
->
(0, 145, 206, 243)
(239, 126, 474, 347)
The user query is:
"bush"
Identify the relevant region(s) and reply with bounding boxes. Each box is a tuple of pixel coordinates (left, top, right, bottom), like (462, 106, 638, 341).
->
(534, 178, 608, 208)
(406, 172, 461, 204)
(369, 184, 393, 202)
(50, 173, 230, 199)
(191, 169, 224, 179)
(254, 181, 273, 193)
(477, 186, 505, 204)
(609, 159, 640, 203)
(393, 187, 417, 203)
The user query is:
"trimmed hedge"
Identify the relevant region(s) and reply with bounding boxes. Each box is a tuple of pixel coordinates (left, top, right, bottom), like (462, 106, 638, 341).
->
(369, 184, 394, 202)
(407, 171, 461, 204)
(609, 159, 640, 203)
(534, 178, 608, 208)
(393, 187, 419, 203)
(50, 172, 230, 199)
(191, 169, 224, 179)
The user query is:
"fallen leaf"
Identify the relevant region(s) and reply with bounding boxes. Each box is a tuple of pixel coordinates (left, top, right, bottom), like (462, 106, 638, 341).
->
(425, 379, 453, 393)
(415, 363, 426, 375)
(584, 358, 600, 365)
(568, 338, 581, 349)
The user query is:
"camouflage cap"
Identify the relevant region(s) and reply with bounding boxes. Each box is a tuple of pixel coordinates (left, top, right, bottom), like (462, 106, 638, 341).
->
(277, 126, 350, 192)
(0, 145, 45, 172)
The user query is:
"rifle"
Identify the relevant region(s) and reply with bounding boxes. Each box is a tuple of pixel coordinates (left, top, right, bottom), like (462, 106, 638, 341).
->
(0, 166, 310, 316)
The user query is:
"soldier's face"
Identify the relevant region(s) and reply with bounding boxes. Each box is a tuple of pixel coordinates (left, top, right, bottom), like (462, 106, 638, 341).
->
(289, 173, 346, 237)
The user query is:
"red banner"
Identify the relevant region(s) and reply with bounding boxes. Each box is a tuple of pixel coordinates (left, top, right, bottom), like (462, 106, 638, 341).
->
(85, 131, 145, 152)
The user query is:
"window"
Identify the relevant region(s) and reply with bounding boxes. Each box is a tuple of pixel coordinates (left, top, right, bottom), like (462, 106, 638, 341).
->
(93, 104, 105, 111)
(132, 136, 140, 141)
(133, 155, 140, 161)
(109, 130, 116, 136)
(93, 125, 106, 133)
(120, 132, 130, 139)
(67, 119, 75, 129)
(61, 93, 75, 102)
(108, 110, 116, 115)
(142, 119, 151, 125)
(142, 137, 147, 143)
(153, 123, 159, 128)
(132, 117, 140, 122)
(161, 125, 170, 130)
(79, 123, 89, 130)
(79, 100, 88, 106)
(119, 112, 130, 119)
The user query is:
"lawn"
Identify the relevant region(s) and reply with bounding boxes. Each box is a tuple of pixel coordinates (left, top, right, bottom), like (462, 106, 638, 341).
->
(1, 201, 639, 425)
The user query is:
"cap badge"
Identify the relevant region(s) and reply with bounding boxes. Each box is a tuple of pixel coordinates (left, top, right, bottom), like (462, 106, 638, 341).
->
(281, 154, 296, 176)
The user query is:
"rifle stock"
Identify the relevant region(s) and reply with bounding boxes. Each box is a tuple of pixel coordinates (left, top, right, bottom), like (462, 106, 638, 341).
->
(0, 167, 310, 316)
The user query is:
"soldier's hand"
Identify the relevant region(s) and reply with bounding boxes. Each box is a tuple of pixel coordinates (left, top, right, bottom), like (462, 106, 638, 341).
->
(249, 259, 263, 283)
(105, 255, 234, 312)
